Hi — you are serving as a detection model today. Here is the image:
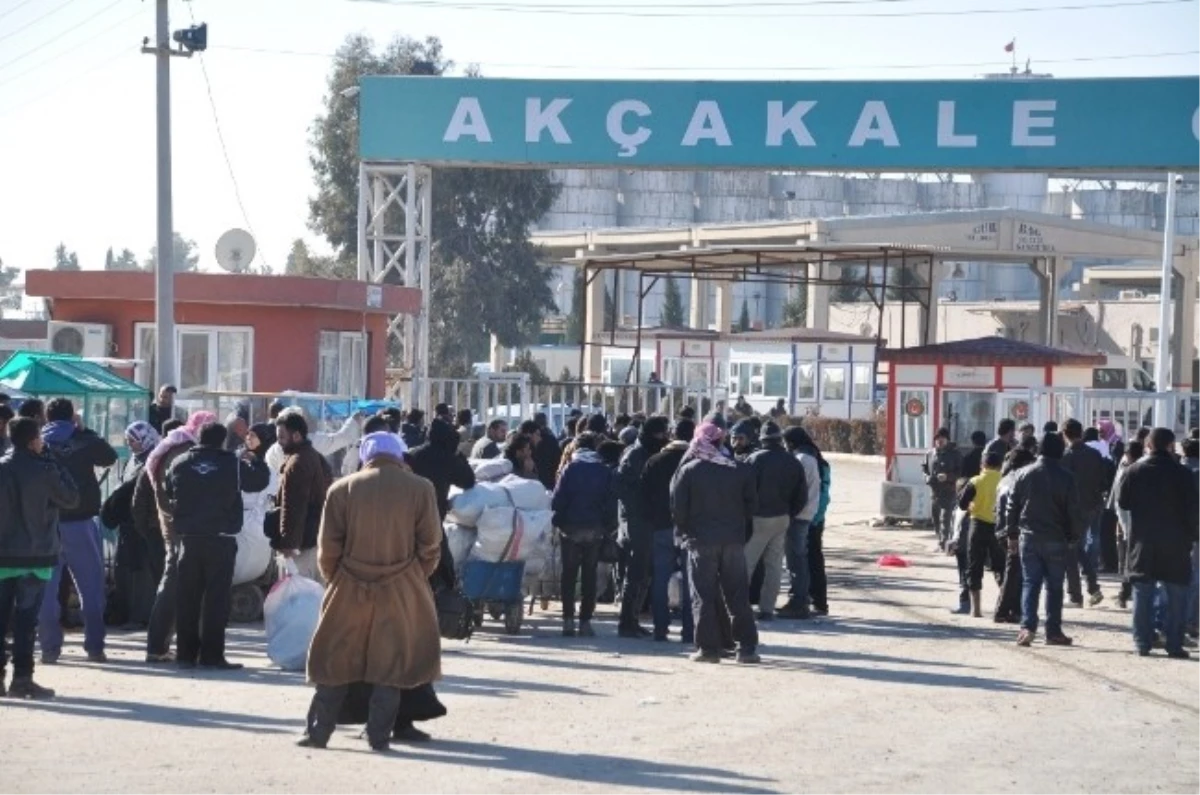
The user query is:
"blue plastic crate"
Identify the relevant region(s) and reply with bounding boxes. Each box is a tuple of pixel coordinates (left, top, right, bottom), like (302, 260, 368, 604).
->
(460, 560, 526, 602)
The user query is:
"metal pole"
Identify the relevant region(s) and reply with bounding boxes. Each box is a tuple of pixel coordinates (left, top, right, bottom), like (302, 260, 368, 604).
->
(416, 169, 432, 414)
(357, 162, 369, 281)
(154, 0, 175, 388)
(1154, 174, 1178, 425)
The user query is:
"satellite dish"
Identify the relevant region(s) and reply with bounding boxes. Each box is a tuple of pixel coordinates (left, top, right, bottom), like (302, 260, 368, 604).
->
(214, 228, 256, 273)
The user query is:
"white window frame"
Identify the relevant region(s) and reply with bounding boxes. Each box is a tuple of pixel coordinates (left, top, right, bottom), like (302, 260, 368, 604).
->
(134, 323, 254, 394)
(795, 362, 816, 400)
(821, 365, 847, 402)
(852, 363, 873, 402)
(318, 331, 367, 396)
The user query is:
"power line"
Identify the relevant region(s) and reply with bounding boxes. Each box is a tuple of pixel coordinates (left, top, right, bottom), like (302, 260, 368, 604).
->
(0, 46, 135, 118)
(352, 0, 1192, 18)
(187, 3, 270, 272)
(0, 3, 144, 91)
(208, 45, 1200, 73)
(0, 0, 129, 76)
(0, 0, 78, 46)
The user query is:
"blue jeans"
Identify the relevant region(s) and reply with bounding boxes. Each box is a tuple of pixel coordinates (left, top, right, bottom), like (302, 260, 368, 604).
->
(1020, 536, 1069, 637)
(785, 519, 810, 609)
(1133, 580, 1188, 654)
(38, 518, 108, 657)
(1067, 513, 1101, 601)
(651, 528, 683, 638)
(0, 575, 47, 678)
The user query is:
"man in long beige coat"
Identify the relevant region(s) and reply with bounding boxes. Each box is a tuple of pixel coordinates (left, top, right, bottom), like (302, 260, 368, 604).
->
(299, 433, 443, 752)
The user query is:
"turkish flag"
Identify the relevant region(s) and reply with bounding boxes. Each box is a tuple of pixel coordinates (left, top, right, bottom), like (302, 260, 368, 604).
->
(1004, 40, 1015, 52)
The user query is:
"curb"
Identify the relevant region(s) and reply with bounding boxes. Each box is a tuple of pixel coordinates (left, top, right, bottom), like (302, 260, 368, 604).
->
(824, 452, 885, 466)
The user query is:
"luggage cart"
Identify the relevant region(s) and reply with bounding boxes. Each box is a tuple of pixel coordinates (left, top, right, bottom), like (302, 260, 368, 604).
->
(460, 560, 526, 635)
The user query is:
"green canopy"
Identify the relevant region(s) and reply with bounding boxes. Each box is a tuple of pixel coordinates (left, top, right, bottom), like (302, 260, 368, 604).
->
(0, 351, 146, 398)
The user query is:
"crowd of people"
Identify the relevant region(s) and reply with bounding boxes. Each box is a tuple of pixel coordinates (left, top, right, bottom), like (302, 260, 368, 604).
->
(925, 417, 1200, 657)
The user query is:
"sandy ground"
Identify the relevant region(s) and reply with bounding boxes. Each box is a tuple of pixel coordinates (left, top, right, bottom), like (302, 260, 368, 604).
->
(3, 457, 1197, 794)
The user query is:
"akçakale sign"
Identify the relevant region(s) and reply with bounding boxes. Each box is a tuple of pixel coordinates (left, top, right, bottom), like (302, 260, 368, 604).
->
(358, 76, 1199, 171)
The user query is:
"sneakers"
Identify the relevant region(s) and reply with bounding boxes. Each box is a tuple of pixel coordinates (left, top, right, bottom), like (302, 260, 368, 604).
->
(86, 652, 108, 664)
(1087, 591, 1104, 607)
(811, 606, 829, 617)
(578, 621, 596, 638)
(736, 651, 762, 665)
(756, 612, 775, 623)
(776, 601, 811, 620)
(7, 676, 56, 700)
(1016, 630, 1035, 647)
(1166, 649, 1191, 660)
(617, 624, 651, 639)
(145, 651, 176, 664)
(1045, 634, 1074, 646)
(949, 603, 971, 616)
(40, 651, 60, 665)
(393, 724, 432, 743)
(562, 618, 576, 637)
(689, 650, 721, 664)
(296, 735, 328, 750)
(1067, 599, 1084, 609)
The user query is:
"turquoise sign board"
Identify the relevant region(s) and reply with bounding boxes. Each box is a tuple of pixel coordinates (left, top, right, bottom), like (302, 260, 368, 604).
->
(359, 76, 1199, 172)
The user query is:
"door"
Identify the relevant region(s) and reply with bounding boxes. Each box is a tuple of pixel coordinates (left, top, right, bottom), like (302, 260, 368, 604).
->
(942, 390, 994, 447)
(996, 391, 1034, 432)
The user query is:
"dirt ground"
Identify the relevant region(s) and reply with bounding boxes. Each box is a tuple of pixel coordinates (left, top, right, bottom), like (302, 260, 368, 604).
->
(4, 457, 1197, 794)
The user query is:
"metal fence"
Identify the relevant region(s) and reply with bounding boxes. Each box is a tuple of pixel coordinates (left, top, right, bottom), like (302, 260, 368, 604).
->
(1026, 388, 1198, 437)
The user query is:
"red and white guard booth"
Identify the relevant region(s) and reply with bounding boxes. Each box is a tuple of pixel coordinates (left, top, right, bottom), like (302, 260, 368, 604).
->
(875, 337, 1104, 521)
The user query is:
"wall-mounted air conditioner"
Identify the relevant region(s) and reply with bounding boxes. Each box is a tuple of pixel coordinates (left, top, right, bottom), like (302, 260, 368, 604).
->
(879, 482, 932, 521)
(47, 322, 112, 358)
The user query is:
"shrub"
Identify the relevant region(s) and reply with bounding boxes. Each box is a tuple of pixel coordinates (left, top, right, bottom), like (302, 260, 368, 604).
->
(786, 415, 885, 456)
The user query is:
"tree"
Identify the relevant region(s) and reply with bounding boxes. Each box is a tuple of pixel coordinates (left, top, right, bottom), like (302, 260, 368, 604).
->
(564, 268, 585, 345)
(144, 232, 199, 272)
(284, 238, 353, 280)
(782, 284, 808, 327)
(737, 298, 751, 332)
(104, 248, 113, 271)
(832, 265, 869, 302)
(53, 243, 80, 271)
(104, 247, 139, 271)
(0, 257, 19, 311)
(603, 284, 616, 332)
(308, 34, 560, 374)
(660, 276, 685, 328)
(886, 264, 926, 302)
(504, 350, 550, 386)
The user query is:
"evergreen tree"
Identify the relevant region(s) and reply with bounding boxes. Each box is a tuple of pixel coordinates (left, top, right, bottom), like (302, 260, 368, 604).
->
(660, 276, 685, 327)
(111, 248, 139, 271)
(886, 264, 926, 302)
(0, 257, 19, 310)
(144, 232, 199, 272)
(565, 268, 585, 344)
(832, 265, 868, 302)
(104, 247, 114, 271)
(737, 298, 751, 332)
(53, 243, 80, 271)
(781, 284, 808, 327)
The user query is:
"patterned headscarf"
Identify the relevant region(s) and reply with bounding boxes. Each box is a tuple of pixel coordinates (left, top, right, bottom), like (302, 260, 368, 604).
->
(688, 422, 736, 468)
(146, 410, 218, 485)
(124, 421, 161, 453)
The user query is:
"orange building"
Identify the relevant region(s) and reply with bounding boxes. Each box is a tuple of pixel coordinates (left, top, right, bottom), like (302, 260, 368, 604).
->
(23, 270, 420, 398)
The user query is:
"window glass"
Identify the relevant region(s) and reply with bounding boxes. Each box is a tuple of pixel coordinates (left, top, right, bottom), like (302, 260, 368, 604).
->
(822, 366, 846, 401)
(1092, 368, 1127, 390)
(737, 365, 752, 396)
(764, 364, 789, 396)
(796, 363, 815, 400)
(852, 364, 873, 402)
(179, 333, 209, 392)
(943, 390, 994, 447)
(684, 361, 708, 389)
(217, 331, 251, 392)
(897, 389, 932, 450)
(136, 326, 156, 388)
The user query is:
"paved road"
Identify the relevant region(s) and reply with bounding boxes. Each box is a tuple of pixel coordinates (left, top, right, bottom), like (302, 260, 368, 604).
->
(5, 458, 1197, 793)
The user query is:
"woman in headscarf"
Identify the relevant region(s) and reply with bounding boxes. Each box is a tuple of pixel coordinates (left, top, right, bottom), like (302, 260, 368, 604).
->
(234, 423, 279, 587)
(103, 421, 162, 628)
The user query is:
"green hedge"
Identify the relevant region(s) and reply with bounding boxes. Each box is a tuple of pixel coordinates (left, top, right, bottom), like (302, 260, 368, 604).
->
(789, 412, 887, 456)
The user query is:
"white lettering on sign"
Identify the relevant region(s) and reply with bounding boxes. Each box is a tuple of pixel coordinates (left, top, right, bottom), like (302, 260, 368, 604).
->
(1012, 100, 1057, 147)
(443, 97, 492, 143)
(936, 101, 977, 148)
(765, 101, 817, 146)
(944, 366, 993, 387)
(525, 98, 572, 144)
(607, 99, 652, 157)
(681, 101, 732, 147)
(848, 101, 900, 147)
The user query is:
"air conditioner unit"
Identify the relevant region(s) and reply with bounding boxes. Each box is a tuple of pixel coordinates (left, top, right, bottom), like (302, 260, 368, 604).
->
(879, 482, 932, 521)
(1117, 289, 1145, 300)
(47, 322, 111, 357)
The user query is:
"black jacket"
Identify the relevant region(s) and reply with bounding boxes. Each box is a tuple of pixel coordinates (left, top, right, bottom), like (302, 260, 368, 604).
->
(534, 433, 561, 491)
(147, 402, 181, 434)
(616, 435, 665, 531)
(1061, 441, 1110, 516)
(923, 444, 963, 500)
(42, 423, 118, 522)
(1004, 457, 1085, 545)
(406, 419, 477, 520)
(641, 442, 688, 531)
(747, 441, 805, 519)
(164, 446, 269, 538)
(960, 445, 985, 480)
(552, 451, 618, 535)
(671, 457, 757, 546)
(1116, 451, 1200, 585)
(0, 448, 80, 568)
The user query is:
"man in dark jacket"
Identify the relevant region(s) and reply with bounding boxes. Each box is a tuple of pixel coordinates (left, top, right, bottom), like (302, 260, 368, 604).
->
(641, 418, 696, 642)
(616, 415, 670, 638)
(671, 421, 759, 664)
(532, 412, 561, 491)
(960, 431, 989, 481)
(277, 411, 334, 582)
(147, 384, 182, 434)
(165, 422, 268, 669)
(0, 418, 79, 699)
(552, 432, 618, 638)
(37, 398, 118, 665)
(1061, 418, 1109, 607)
(401, 409, 427, 450)
(729, 419, 759, 461)
(406, 418, 476, 589)
(1005, 432, 1084, 648)
(924, 428, 963, 552)
(1116, 427, 1200, 658)
(745, 422, 804, 621)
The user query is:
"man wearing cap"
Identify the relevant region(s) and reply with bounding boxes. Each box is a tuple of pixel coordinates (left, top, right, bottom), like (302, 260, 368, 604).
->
(745, 421, 805, 621)
(923, 428, 962, 552)
(300, 432, 443, 752)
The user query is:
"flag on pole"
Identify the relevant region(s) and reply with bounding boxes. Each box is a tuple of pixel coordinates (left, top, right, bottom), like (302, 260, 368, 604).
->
(1004, 39, 1016, 53)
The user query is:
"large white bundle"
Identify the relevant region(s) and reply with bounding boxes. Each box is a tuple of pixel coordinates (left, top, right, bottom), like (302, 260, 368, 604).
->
(446, 482, 511, 527)
(233, 527, 273, 586)
(473, 507, 553, 564)
(470, 457, 513, 482)
(445, 524, 478, 572)
(498, 474, 552, 511)
(263, 564, 324, 671)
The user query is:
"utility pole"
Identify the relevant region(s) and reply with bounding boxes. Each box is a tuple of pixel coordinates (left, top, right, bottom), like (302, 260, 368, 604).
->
(1153, 174, 1179, 426)
(142, 0, 176, 390)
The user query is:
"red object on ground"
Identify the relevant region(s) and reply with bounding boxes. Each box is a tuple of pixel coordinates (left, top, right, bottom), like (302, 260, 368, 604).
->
(878, 554, 910, 567)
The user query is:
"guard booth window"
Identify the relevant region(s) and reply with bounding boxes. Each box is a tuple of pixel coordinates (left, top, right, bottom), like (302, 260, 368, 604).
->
(942, 390, 994, 448)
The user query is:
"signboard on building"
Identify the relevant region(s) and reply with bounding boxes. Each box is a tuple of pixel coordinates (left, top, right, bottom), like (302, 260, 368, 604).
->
(359, 76, 1199, 171)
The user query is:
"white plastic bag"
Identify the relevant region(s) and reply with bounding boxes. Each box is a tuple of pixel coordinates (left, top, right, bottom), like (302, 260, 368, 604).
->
(445, 524, 478, 573)
(447, 482, 511, 528)
(668, 571, 682, 610)
(473, 508, 553, 563)
(498, 474, 552, 511)
(263, 561, 324, 671)
(470, 457, 513, 482)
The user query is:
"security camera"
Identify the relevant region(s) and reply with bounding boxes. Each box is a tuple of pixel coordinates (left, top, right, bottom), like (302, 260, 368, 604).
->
(1174, 174, 1184, 186)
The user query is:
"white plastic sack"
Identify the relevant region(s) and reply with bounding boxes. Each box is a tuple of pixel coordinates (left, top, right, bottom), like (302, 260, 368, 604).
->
(470, 457, 513, 482)
(263, 562, 324, 671)
(473, 508, 553, 564)
(447, 482, 511, 528)
(668, 571, 682, 610)
(445, 524, 478, 572)
(498, 474, 552, 511)
(232, 527, 273, 586)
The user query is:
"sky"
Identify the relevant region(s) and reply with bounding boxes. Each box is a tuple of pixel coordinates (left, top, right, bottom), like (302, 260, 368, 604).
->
(0, 0, 1196, 279)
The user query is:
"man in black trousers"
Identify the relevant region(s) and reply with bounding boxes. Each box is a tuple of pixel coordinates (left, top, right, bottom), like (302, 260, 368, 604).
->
(164, 422, 268, 670)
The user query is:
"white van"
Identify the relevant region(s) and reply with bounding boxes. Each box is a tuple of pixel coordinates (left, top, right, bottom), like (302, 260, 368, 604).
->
(1091, 356, 1156, 392)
